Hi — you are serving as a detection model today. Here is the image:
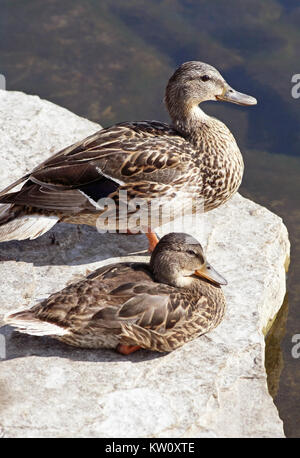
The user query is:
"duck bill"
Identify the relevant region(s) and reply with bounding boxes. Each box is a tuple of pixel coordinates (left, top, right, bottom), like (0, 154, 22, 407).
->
(216, 86, 257, 106)
(194, 263, 227, 286)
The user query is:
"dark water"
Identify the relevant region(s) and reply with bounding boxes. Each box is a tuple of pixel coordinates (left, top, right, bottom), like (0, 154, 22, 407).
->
(1, 0, 300, 436)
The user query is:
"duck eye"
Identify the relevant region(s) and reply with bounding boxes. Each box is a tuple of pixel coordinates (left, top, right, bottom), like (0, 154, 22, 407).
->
(187, 250, 196, 256)
(201, 75, 210, 82)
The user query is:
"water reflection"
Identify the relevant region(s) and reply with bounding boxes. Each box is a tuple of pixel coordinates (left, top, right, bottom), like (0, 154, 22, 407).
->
(265, 296, 289, 399)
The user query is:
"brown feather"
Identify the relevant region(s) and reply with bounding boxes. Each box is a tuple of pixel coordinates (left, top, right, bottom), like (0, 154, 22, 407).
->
(5, 258, 226, 352)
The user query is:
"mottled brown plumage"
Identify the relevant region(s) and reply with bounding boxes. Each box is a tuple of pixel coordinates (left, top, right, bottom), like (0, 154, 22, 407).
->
(5, 233, 227, 353)
(0, 62, 256, 248)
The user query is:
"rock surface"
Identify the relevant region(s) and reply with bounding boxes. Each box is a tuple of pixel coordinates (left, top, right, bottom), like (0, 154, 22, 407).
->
(0, 90, 290, 438)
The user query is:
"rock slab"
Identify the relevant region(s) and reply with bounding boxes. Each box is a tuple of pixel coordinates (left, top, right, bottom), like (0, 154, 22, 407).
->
(0, 90, 290, 437)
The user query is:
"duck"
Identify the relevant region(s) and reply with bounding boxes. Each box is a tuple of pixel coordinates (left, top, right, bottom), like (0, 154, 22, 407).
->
(4, 232, 227, 354)
(0, 61, 256, 251)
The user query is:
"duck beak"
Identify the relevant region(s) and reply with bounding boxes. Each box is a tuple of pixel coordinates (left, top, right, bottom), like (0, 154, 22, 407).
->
(194, 262, 227, 286)
(216, 85, 257, 106)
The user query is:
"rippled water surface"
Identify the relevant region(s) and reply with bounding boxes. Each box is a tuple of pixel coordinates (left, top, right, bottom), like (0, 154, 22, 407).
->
(1, 0, 300, 437)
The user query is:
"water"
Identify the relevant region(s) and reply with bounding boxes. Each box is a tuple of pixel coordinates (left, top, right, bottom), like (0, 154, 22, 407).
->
(1, 0, 300, 437)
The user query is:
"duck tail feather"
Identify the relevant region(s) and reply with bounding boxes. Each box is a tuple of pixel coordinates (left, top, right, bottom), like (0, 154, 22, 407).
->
(4, 310, 68, 336)
(0, 205, 59, 242)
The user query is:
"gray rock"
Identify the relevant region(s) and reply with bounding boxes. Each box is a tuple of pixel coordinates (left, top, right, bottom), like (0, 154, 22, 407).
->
(0, 90, 290, 437)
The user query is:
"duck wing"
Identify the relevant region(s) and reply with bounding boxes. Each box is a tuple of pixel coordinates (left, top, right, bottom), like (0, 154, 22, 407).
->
(85, 264, 196, 340)
(0, 121, 195, 212)
(7, 262, 208, 352)
(27, 262, 193, 332)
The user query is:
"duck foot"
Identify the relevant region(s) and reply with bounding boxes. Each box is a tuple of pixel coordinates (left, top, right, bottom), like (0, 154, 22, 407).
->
(126, 229, 160, 253)
(117, 344, 141, 355)
(146, 232, 160, 253)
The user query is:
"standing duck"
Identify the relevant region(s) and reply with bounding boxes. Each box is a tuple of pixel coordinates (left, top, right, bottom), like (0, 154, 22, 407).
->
(0, 61, 256, 251)
(4, 232, 227, 354)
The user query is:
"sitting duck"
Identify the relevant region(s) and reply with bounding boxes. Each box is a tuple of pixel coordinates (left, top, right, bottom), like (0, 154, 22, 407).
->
(4, 232, 227, 354)
(0, 61, 256, 251)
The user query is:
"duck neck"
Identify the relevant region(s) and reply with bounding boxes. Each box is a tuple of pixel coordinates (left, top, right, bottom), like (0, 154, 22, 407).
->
(169, 103, 212, 145)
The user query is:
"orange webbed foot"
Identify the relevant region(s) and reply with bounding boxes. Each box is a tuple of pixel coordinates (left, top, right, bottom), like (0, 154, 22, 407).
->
(117, 344, 141, 355)
(146, 232, 160, 253)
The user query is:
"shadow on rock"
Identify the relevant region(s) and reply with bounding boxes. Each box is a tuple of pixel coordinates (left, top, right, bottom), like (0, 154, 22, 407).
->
(0, 325, 165, 364)
(0, 223, 149, 267)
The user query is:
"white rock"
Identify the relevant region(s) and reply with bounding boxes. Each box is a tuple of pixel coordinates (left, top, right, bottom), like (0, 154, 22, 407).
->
(0, 90, 290, 438)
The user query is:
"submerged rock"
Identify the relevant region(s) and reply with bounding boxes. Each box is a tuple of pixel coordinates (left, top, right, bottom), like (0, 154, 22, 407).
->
(0, 90, 290, 437)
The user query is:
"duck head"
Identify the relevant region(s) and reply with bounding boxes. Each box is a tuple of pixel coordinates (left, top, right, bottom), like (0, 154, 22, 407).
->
(150, 232, 227, 288)
(165, 61, 257, 122)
